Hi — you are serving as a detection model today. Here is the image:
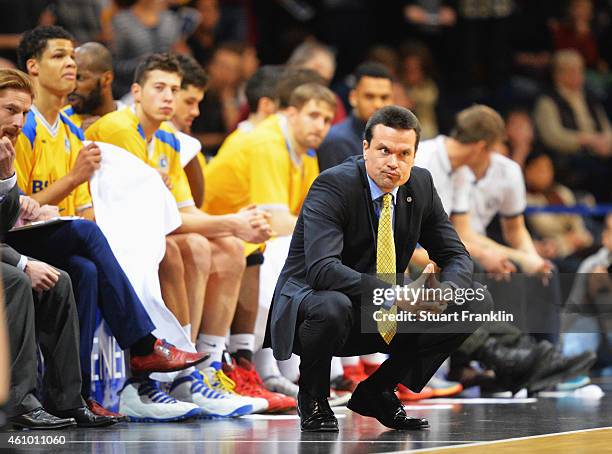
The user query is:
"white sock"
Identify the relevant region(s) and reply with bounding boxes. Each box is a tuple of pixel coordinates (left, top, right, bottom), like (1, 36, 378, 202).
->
(255, 347, 281, 379)
(228, 333, 255, 354)
(196, 334, 226, 368)
(182, 324, 192, 341)
(330, 357, 343, 380)
(341, 356, 360, 366)
(278, 354, 300, 383)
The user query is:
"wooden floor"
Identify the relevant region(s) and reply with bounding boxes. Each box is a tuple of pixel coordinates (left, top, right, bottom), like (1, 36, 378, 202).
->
(3, 378, 612, 453)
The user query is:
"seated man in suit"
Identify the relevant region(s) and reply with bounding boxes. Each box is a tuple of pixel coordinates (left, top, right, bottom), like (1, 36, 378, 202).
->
(0, 68, 116, 428)
(265, 105, 492, 431)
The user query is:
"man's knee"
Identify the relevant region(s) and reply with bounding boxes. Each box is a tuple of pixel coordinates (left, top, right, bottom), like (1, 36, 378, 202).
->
(182, 233, 212, 271)
(311, 291, 353, 327)
(163, 237, 184, 270)
(70, 219, 102, 240)
(51, 269, 74, 299)
(71, 257, 98, 282)
(212, 237, 246, 272)
(1, 265, 31, 303)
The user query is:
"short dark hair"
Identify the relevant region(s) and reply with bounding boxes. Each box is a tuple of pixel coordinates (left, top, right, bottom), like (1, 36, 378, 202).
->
(17, 26, 74, 72)
(133, 53, 182, 86)
(245, 65, 283, 112)
(174, 54, 208, 90)
(524, 149, 552, 168)
(354, 61, 392, 85)
(364, 105, 421, 149)
(275, 68, 326, 109)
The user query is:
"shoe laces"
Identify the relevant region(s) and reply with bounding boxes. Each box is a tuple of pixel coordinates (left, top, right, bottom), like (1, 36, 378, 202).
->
(203, 369, 238, 395)
(233, 363, 269, 396)
(191, 372, 224, 399)
(139, 380, 177, 404)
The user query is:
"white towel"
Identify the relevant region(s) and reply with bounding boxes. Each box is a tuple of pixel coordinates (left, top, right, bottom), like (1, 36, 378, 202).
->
(254, 235, 292, 349)
(177, 130, 201, 168)
(88, 141, 195, 382)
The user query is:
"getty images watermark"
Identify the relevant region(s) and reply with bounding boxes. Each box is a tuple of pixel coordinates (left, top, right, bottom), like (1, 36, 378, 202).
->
(371, 283, 513, 323)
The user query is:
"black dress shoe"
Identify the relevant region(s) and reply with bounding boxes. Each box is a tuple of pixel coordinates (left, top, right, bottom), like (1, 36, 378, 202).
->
(297, 392, 339, 432)
(52, 406, 117, 428)
(9, 408, 76, 430)
(347, 383, 429, 430)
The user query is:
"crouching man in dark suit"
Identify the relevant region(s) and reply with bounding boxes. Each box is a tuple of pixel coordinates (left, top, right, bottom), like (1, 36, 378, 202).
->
(264, 106, 493, 432)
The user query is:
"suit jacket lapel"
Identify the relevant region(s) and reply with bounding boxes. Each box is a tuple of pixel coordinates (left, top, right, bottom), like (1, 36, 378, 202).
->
(394, 183, 414, 268)
(357, 159, 378, 246)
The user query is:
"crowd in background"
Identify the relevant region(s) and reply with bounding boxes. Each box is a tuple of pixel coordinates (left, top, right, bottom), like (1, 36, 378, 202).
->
(0, 0, 611, 428)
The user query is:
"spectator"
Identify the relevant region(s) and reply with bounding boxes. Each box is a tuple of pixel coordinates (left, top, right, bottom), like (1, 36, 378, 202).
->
(287, 40, 347, 123)
(317, 62, 393, 171)
(111, 0, 184, 97)
(504, 108, 537, 168)
(533, 50, 612, 202)
(187, 0, 221, 66)
(365, 45, 413, 109)
(550, 0, 607, 72)
(524, 151, 594, 266)
(402, 0, 458, 82)
(190, 42, 243, 155)
(0, 0, 53, 65)
(455, 0, 515, 93)
(54, 0, 106, 44)
(563, 213, 612, 366)
(509, 0, 558, 101)
(399, 41, 439, 139)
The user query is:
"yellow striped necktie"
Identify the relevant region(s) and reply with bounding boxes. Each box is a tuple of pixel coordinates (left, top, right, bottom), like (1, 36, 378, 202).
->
(376, 193, 397, 344)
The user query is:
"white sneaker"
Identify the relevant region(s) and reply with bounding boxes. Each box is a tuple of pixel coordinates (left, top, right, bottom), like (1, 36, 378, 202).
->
(199, 365, 269, 413)
(170, 371, 253, 418)
(119, 378, 201, 422)
(262, 375, 299, 398)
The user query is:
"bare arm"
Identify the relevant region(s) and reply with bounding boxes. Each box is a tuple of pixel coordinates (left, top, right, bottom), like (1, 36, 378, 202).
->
(501, 215, 538, 256)
(30, 142, 101, 206)
(266, 208, 297, 237)
(451, 213, 517, 274)
(183, 158, 204, 208)
(176, 205, 239, 237)
(176, 205, 272, 243)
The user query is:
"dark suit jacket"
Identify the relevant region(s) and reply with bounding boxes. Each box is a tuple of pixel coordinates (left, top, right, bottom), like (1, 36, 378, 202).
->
(1, 183, 23, 266)
(316, 114, 365, 172)
(265, 156, 473, 360)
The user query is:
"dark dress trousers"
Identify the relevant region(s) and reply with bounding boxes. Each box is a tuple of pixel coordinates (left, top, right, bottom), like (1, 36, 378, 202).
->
(264, 157, 492, 397)
(1, 184, 84, 417)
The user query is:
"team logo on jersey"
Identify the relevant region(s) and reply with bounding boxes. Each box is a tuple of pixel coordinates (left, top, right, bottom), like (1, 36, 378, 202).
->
(159, 155, 169, 171)
(65, 137, 71, 153)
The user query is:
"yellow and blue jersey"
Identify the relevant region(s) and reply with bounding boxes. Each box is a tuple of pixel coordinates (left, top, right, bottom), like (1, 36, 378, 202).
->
(85, 107, 194, 208)
(15, 107, 92, 216)
(204, 114, 319, 216)
(62, 105, 85, 128)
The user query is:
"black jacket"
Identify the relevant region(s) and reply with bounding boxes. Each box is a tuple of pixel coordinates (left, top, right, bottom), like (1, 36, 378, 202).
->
(264, 156, 473, 359)
(1, 183, 24, 266)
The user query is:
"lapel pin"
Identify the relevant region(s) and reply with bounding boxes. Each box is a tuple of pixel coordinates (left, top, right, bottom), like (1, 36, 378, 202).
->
(406, 196, 412, 202)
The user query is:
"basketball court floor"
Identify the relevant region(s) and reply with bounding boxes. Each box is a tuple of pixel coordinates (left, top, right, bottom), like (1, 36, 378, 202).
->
(3, 376, 612, 453)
